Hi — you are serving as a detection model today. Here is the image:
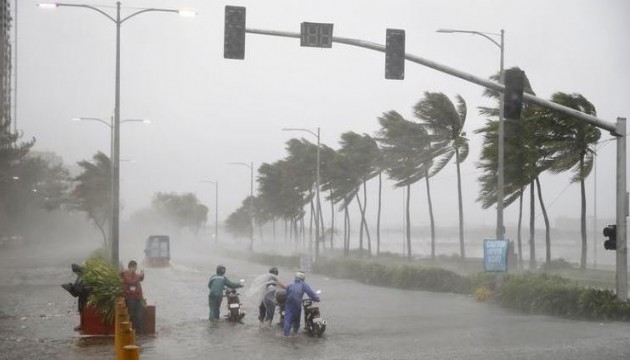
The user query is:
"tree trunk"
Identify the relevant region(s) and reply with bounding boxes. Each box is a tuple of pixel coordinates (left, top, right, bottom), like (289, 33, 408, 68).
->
(406, 184, 412, 261)
(355, 191, 372, 257)
(517, 189, 524, 270)
(424, 171, 437, 261)
(455, 149, 465, 262)
(344, 200, 350, 257)
(330, 189, 335, 250)
(580, 163, 588, 270)
(309, 197, 315, 256)
(535, 177, 551, 265)
(529, 181, 536, 270)
(377, 172, 382, 256)
(357, 191, 364, 252)
(318, 193, 325, 252)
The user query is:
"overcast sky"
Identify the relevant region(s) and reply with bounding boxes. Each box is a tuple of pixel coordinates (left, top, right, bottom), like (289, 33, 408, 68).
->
(14, 0, 630, 233)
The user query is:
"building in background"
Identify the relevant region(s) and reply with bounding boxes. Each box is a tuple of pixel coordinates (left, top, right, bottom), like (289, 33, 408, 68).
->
(0, 0, 10, 129)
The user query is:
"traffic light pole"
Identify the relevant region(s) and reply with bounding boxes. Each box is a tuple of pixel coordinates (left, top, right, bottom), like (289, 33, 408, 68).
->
(242, 26, 627, 299)
(616, 117, 627, 300)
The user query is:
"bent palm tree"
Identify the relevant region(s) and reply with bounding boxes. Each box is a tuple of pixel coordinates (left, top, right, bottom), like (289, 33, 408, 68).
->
(537, 92, 600, 269)
(413, 92, 469, 260)
(376, 110, 434, 261)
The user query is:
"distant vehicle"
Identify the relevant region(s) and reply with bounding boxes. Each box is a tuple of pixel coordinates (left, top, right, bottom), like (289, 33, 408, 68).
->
(144, 235, 170, 267)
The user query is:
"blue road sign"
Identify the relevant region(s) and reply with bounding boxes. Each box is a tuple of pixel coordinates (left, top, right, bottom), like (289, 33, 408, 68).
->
(484, 239, 509, 272)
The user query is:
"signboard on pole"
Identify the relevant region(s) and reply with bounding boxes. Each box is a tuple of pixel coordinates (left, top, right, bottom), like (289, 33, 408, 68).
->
(300, 254, 312, 272)
(483, 239, 509, 272)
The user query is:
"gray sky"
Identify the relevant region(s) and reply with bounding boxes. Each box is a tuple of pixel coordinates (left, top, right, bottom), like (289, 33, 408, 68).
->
(15, 0, 630, 231)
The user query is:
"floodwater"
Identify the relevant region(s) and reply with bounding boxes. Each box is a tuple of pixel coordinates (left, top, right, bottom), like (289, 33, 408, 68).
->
(2, 240, 630, 360)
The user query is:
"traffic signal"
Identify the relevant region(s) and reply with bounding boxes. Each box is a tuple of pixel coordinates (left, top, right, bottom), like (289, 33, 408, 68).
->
(503, 68, 525, 119)
(224, 6, 246, 59)
(603, 224, 617, 250)
(385, 29, 405, 80)
(301, 22, 334, 48)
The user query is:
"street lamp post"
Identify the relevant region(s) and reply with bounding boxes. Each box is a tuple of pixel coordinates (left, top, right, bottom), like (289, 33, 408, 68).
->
(201, 180, 219, 244)
(229, 162, 254, 251)
(437, 28, 506, 241)
(39, 2, 195, 266)
(282, 127, 321, 260)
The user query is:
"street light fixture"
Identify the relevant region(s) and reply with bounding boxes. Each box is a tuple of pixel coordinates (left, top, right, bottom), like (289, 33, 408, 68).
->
(201, 180, 219, 245)
(282, 127, 321, 260)
(437, 28, 506, 241)
(72, 115, 149, 248)
(40, 1, 195, 266)
(228, 162, 254, 251)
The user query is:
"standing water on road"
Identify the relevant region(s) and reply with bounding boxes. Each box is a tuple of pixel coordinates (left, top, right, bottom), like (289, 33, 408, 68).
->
(2, 240, 630, 360)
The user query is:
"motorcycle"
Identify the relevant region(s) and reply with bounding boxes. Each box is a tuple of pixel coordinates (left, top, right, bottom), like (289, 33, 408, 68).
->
(224, 279, 246, 322)
(302, 296, 326, 337)
(275, 288, 287, 327)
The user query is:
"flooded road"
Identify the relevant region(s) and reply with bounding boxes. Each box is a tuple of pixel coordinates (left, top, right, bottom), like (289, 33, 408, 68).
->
(2, 240, 630, 360)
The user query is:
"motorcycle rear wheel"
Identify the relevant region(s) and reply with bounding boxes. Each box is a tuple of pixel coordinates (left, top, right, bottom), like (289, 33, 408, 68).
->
(229, 308, 239, 322)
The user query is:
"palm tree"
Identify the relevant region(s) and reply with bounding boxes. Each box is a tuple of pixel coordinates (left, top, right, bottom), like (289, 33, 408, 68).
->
(340, 132, 379, 255)
(477, 68, 555, 269)
(322, 148, 359, 256)
(376, 110, 434, 261)
(413, 92, 470, 260)
(537, 92, 600, 269)
(257, 159, 305, 245)
(318, 144, 337, 250)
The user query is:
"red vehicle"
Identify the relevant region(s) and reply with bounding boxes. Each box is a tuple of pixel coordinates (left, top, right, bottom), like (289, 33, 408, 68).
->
(144, 235, 170, 267)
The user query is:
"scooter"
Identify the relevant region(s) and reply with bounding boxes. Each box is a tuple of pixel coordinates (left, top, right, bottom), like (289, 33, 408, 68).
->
(302, 296, 326, 337)
(225, 279, 246, 322)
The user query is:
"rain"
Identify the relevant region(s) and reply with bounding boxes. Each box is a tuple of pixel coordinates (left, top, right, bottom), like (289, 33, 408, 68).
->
(1, 0, 630, 359)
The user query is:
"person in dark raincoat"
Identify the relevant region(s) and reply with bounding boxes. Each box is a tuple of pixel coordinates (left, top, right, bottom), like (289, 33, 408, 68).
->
(283, 271, 320, 336)
(208, 265, 243, 321)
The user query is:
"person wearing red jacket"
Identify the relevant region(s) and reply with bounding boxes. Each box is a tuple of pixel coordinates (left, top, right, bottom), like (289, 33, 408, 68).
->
(121, 260, 145, 334)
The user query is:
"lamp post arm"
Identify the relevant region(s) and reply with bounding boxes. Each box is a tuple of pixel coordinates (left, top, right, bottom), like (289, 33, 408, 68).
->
(282, 127, 317, 138)
(121, 8, 179, 24)
(73, 117, 112, 128)
(53, 3, 116, 22)
(443, 30, 501, 48)
(228, 162, 252, 170)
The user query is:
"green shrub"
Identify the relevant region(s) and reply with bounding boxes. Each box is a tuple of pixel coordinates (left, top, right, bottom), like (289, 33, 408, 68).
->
(540, 258, 575, 272)
(82, 253, 123, 324)
(246, 252, 630, 322)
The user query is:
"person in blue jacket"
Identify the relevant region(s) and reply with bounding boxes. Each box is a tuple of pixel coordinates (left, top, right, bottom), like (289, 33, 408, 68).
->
(208, 265, 243, 321)
(283, 270, 320, 336)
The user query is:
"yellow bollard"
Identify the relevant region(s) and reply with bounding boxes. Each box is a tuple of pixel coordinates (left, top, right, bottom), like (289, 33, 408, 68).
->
(117, 321, 133, 360)
(123, 345, 140, 360)
(116, 310, 129, 359)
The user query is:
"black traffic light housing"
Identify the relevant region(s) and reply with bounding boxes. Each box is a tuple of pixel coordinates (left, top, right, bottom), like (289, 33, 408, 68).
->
(603, 224, 617, 250)
(385, 29, 405, 80)
(503, 68, 525, 119)
(224, 6, 246, 59)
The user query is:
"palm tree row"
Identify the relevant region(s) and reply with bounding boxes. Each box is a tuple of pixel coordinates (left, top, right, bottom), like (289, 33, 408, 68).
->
(228, 69, 602, 268)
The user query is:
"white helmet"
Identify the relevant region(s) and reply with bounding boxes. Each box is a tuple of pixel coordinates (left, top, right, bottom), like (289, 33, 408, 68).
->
(295, 271, 306, 280)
